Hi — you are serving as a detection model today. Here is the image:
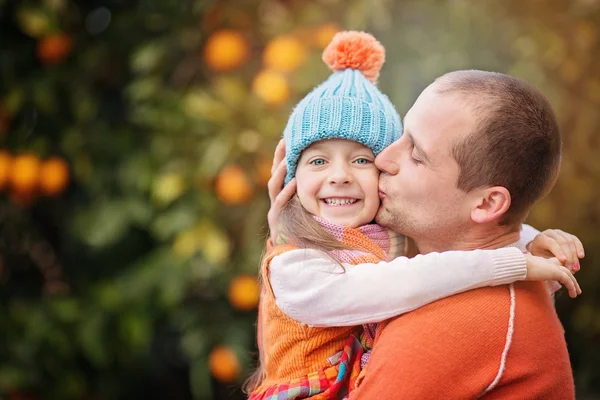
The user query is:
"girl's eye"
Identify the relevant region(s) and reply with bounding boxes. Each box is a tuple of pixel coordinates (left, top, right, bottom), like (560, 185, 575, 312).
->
(310, 158, 326, 166)
(354, 158, 372, 165)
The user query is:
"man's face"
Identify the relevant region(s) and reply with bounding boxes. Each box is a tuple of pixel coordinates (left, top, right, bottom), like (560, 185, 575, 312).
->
(375, 83, 476, 243)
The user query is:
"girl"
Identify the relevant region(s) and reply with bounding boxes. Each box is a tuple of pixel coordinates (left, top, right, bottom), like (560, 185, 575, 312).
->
(247, 31, 581, 399)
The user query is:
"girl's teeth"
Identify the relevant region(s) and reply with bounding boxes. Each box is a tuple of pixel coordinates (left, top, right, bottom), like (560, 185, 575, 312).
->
(324, 198, 357, 206)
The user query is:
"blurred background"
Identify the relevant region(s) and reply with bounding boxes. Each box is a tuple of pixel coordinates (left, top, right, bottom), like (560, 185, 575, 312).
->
(0, 0, 599, 399)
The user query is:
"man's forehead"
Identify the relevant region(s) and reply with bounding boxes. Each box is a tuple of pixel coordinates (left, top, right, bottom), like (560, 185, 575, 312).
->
(404, 87, 474, 150)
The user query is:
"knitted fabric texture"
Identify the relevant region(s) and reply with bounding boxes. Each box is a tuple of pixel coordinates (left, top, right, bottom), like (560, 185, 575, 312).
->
(252, 219, 399, 399)
(313, 216, 395, 262)
(314, 217, 392, 388)
(249, 335, 363, 400)
(283, 31, 402, 183)
(352, 282, 575, 398)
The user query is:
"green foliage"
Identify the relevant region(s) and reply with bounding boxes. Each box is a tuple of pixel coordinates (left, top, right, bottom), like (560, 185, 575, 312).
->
(0, 0, 599, 399)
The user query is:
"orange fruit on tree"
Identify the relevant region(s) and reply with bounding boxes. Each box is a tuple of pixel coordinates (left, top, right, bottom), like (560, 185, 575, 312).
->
(204, 29, 249, 72)
(252, 70, 290, 106)
(37, 33, 73, 64)
(263, 35, 307, 72)
(214, 164, 254, 205)
(39, 157, 70, 196)
(228, 274, 260, 311)
(0, 151, 13, 190)
(209, 345, 241, 383)
(10, 153, 41, 193)
(313, 23, 341, 49)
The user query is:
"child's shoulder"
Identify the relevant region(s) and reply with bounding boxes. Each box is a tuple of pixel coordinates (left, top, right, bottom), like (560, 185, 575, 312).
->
(264, 243, 307, 267)
(270, 243, 299, 254)
(268, 245, 324, 263)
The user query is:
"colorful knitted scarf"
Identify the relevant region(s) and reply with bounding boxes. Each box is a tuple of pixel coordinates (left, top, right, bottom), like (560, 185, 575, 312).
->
(250, 218, 402, 400)
(314, 217, 401, 263)
(316, 217, 401, 383)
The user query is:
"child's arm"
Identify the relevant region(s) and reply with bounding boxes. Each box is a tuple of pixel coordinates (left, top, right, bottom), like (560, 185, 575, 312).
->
(520, 224, 584, 268)
(520, 224, 585, 295)
(269, 247, 578, 327)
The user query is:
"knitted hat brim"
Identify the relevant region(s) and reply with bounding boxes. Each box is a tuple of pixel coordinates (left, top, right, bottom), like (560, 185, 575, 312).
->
(284, 96, 401, 184)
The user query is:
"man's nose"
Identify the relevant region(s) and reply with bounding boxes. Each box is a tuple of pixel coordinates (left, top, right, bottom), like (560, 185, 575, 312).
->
(375, 145, 400, 175)
(329, 162, 353, 184)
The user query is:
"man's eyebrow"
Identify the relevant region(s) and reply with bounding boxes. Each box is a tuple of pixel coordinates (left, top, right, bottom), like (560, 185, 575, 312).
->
(407, 132, 431, 164)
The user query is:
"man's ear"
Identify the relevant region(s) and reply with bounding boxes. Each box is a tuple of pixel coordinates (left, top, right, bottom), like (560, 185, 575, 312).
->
(471, 186, 511, 224)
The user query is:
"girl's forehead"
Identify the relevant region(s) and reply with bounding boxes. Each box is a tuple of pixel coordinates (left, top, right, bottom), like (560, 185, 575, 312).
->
(303, 139, 374, 153)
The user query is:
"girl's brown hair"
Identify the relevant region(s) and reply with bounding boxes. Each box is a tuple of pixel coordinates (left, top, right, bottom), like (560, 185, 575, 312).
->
(278, 196, 356, 253)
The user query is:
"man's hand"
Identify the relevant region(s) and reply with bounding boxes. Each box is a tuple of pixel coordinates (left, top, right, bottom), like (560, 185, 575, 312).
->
(524, 254, 581, 298)
(526, 229, 585, 273)
(267, 139, 296, 243)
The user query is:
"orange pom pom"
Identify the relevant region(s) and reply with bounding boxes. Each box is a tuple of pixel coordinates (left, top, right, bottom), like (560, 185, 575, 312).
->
(322, 31, 385, 83)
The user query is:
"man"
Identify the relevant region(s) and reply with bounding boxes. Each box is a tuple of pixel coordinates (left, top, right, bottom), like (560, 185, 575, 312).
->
(265, 70, 581, 398)
(352, 70, 577, 398)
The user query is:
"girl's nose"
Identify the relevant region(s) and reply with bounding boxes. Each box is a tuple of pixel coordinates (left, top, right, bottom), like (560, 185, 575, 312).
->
(329, 162, 353, 184)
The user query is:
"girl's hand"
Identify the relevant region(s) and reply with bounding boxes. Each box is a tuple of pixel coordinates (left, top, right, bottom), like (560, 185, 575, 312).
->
(267, 140, 296, 242)
(524, 254, 581, 298)
(526, 229, 585, 272)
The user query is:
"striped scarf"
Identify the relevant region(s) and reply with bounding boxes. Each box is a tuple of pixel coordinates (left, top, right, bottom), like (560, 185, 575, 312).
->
(250, 218, 401, 399)
(318, 217, 402, 388)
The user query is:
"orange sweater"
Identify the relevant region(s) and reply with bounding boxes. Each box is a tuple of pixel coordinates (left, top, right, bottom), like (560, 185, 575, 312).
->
(353, 281, 574, 399)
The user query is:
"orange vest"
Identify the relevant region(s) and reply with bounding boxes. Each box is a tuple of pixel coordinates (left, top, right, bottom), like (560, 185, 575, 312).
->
(257, 245, 363, 386)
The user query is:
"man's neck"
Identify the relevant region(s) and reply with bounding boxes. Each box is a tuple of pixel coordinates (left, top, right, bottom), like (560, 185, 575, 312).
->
(414, 226, 521, 254)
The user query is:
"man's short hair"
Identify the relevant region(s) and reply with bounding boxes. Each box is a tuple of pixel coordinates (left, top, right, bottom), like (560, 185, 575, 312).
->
(436, 70, 562, 225)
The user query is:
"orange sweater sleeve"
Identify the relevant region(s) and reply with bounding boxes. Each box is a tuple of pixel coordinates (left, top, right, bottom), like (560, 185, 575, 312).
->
(352, 283, 575, 399)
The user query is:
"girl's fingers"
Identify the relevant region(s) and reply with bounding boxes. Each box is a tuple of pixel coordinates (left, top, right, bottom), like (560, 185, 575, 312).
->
(271, 139, 286, 175)
(543, 230, 574, 267)
(267, 179, 296, 242)
(556, 230, 580, 267)
(567, 268, 582, 297)
(556, 267, 580, 298)
(268, 158, 287, 203)
(275, 179, 296, 210)
(574, 235, 585, 259)
(555, 230, 582, 271)
(540, 234, 568, 263)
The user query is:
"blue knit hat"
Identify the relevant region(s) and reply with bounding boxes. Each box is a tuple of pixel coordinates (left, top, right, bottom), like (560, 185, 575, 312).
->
(283, 31, 402, 183)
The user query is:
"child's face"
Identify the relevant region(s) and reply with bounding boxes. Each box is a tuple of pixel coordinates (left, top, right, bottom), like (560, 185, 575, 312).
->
(295, 139, 380, 228)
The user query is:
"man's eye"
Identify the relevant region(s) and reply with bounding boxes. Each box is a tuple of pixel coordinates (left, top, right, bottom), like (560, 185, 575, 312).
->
(310, 159, 326, 166)
(410, 155, 423, 165)
(354, 158, 371, 165)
